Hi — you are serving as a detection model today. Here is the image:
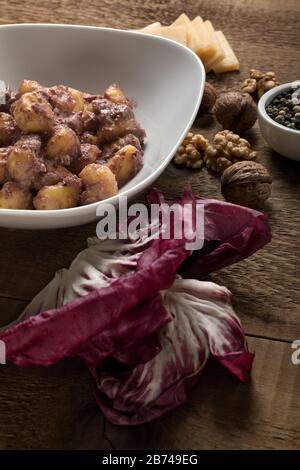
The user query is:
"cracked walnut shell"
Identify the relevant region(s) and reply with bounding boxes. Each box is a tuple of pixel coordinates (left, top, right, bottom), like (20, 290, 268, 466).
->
(221, 161, 272, 209)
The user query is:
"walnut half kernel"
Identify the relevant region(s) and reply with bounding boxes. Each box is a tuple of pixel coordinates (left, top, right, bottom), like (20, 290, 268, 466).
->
(173, 132, 208, 169)
(221, 160, 272, 209)
(241, 69, 280, 100)
(204, 130, 257, 173)
(173, 130, 257, 173)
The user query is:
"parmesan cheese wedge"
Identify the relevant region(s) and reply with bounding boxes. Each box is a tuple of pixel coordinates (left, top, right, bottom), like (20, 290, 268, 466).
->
(212, 31, 240, 73)
(143, 25, 188, 46)
(135, 17, 239, 74)
(142, 22, 162, 31)
(204, 29, 225, 72)
(191, 16, 217, 62)
(203, 20, 225, 71)
(171, 13, 203, 55)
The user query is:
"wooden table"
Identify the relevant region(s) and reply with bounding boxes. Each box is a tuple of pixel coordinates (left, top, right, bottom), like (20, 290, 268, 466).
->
(0, 0, 299, 450)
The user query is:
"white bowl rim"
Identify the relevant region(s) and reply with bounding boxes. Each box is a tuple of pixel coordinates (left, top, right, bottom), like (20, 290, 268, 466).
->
(258, 80, 300, 136)
(0, 23, 205, 219)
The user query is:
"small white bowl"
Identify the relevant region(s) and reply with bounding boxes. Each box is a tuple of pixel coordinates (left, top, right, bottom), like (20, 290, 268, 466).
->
(258, 81, 300, 161)
(0, 24, 205, 229)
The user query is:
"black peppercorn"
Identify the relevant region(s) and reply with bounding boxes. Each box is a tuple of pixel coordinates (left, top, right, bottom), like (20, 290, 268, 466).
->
(275, 115, 284, 123)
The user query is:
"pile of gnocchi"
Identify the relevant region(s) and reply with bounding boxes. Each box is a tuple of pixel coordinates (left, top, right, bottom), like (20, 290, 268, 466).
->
(0, 80, 145, 210)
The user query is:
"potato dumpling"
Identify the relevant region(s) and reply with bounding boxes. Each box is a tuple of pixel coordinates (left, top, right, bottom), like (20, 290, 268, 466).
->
(101, 133, 142, 161)
(81, 131, 99, 146)
(57, 112, 83, 136)
(46, 125, 80, 165)
(34, 161, 73, 191)
(79, 162, 112, 186)
(79, 164, 118, 205)
(0, 79, 145, 211)
(48, 85, 83, 113)
(69, 143, 101, 174)
(0, 112, 18, 146)
(106, 145, 143, 187)
(18, 79, 41, 95)
(0, 181, 33, 209)
(68, 87, 84, 112)
(82, 103, 98, 132)
(12, 91, 54, 134)
(33, 176, 81, 210)
(0, 148, 9, 184)
(97, 117, 146, 145)
(104, 84, 132, 107)
(48, 85, 76, 114)
(7, 135, 45, 187)
(88, 99, 145, 144)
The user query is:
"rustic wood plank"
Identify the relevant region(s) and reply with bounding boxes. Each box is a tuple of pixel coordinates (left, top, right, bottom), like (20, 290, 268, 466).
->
(0, 0, 299, 344)
(0, 224, 95, 300)
(1, 296, 299, 449)
(105, 336, 300, 450)
(0, 297, 27, 327)
(0, 0, 299, 451)
(0, 0, 299, 34)
(0, 326, 299, 449)
(0, 358, 112, 449)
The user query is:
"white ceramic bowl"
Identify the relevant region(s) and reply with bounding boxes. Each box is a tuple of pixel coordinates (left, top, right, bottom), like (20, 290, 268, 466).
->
(0, 24, 204, 229)
(258, 81, 300, 161)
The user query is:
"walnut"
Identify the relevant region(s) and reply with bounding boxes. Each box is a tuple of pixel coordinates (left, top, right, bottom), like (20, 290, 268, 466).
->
(221, 161, 272, 208)
(249, 69, 265, 81)
(214, 92, 257, 133)
(241, 78, 257, 94)
(173, 132, 208, 169)
(204, 130, 257, 173)
(198, 82, 217, 115)
(242, 69, 279, 99)
(257, 74, 279, 98)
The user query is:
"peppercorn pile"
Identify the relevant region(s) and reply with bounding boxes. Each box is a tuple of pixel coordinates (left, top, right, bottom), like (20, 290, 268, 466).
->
(266, 88, 300, 130)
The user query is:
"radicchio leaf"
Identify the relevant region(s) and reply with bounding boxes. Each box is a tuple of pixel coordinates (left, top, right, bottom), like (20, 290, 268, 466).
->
(92, 278, 254, 425)
(147, 186, 272, 277)
(0, 238, 186, 366)
(0, 187, 270, 424)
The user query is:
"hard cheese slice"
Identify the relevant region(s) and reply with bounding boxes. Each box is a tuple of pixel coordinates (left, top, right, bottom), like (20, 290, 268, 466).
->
(212, 31, 240, 73)
(143, 25, 188, 46)
(171, 13, 203, 55)
(204, 29, 225, 72)
(191, 16, 217, 62)
(203, 20, 225, 71)
(142, 22, 162, 31)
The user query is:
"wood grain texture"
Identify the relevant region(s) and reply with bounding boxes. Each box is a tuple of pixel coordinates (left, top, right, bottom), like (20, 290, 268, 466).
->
(0, 0, 299, 340)
(0, 359, 111, 449)
(0, 297, 27, 327)
(0, 0, 299, 450)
